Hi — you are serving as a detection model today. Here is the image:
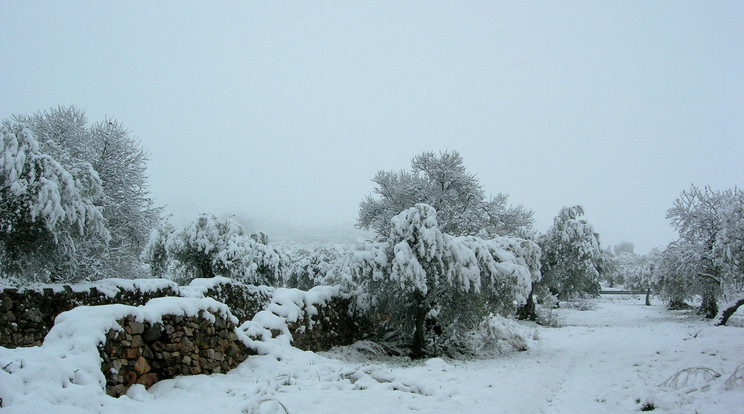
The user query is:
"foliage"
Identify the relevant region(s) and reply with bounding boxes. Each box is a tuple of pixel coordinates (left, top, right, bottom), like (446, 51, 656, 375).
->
(286, 246, 347, 290)
(537, 205, 602, 299)
(358, 151, 534, 238)
(603, 247, 655, 292)
(142, 214, 289, 285)
(653, 242, 700, 307)
(3, 106, 159, 281)
(613, 241, 635, 255)
(347, 203, 539, 357)
(657, 185, 744, 319)
(0, 124, 109, 281)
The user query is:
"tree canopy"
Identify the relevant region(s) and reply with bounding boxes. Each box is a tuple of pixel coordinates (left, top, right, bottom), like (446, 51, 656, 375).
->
(142, 214, 289, 285)
(2, 106, 159, 281)
(537, 205, 603, 299)
(358, 151, 534, 239)
(0, 124, 109, 280)
(656, 185, 744, 322)
(348, 203, 540, 357)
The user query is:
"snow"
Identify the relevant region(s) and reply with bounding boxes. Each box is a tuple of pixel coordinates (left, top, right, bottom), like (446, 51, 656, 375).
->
(238, 285, 344, 356)
(0, 296, 235, 412)
(1, 295, 743, 413)
(7, 277, 179, 296)
(0, 125, 107, 240)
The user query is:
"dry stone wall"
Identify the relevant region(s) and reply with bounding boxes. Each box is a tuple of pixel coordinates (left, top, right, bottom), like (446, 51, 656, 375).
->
(289, 296, 374, 352)
(0, 280, 179, 348)
(1, 277, 376, 398)
(185, 278, 273, 323)
(0, 277, 272, 349)
(100, 310, 253, 397)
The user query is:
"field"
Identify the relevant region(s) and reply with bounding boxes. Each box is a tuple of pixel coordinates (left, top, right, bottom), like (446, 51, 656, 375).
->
(2, 295, 742, 413)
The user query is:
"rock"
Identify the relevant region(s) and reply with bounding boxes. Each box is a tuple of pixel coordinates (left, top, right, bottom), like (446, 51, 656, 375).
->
(123, 348, 140, 359)
(130, 322, 145, 335)
(141, 345, 154, 359)
(131, 335, 144, 348)
(136, 373, 158, 389)
(134, 356, 151, 375)
(180, 337, 195, 353)
(142, 323, 163, 344)
(2, 311, 16, 322)
(121, 369, 137, 386)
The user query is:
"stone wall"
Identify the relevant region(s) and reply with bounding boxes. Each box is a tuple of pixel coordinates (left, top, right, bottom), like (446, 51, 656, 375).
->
(185, 278, 273, 323)
(1, 279, 179, 348)
(289, 296, 374, 352)
(242, 287, 376, 354)
(1, 277, 375, 398)
(0, 278, 372, 351)
(100, 309, 253, 397)
(0, 277, 276, 349)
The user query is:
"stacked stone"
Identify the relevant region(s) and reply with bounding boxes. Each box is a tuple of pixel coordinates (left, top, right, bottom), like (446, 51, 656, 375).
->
(99, 310, 255, 397)
(0, 284, 179, 348)
(288, 296, 374, 352)
(0, 289, 49, 346)
(200, 281, 272, 323)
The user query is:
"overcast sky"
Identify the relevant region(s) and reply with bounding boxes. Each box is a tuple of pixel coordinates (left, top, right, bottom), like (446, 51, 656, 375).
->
(2, 1, 742, 253)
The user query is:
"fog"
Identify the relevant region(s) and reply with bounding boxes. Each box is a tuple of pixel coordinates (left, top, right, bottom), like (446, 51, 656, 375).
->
(2, 1, 742, 253)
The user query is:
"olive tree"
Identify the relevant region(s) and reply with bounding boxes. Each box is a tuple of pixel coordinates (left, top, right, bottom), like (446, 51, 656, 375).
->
(358, 151, 533, 238)
(537, 206, 603, 299)
(347, 204, 538, 357)
(4, 106, 160, 279)
(0, 124, 109, 282)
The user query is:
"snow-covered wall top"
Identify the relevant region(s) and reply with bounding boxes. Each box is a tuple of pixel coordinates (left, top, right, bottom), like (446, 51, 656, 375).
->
(0, 296, 255, 401)
(0, 277, 372, 351)
(1, 277, 180, 296)
(1, 278, 181, 348)
(0, 277, 269, 348)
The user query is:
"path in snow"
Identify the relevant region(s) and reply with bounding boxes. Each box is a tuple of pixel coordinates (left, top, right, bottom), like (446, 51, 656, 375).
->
(272, 295, 740, 413)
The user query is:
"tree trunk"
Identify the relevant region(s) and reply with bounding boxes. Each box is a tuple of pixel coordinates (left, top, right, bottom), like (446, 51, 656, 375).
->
(699, 291, 718, 319)
(411, 292, 428, 359)
(715, 297, 744, 326)
(645, 288, 651, 306)
(199, 261, 215, 278)
(699, 279, 719, 319)
(517, 285, 537, 321)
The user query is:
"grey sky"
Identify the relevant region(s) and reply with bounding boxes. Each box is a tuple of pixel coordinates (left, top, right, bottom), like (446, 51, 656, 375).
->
(2, 1, 742, 253)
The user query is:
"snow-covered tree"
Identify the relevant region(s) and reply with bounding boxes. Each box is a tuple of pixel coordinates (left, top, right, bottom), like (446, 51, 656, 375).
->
(142, 214, 288, 285)
(0, 125, 109, 281)
(5, 106, 160, 279)
(537, 206, 602, 299)
(601, 243, 648, 289)
(358, 151, 533, 238)
(140, 219, 174, 278)
(614, 241, 635, 255)
(286, 246, 347, 290)
(712, 189, 744, 324)
(618, 251, 656, 305)
(661, 185, 744, 321)
(479, 193, 537, 239)
(653, 241, 700, 309)
(86, 119, 160, 275)
(347, 203, 538, 357)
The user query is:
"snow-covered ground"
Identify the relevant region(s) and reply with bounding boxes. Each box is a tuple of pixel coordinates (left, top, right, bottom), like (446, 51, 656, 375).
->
(2, 295, 742, 413)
